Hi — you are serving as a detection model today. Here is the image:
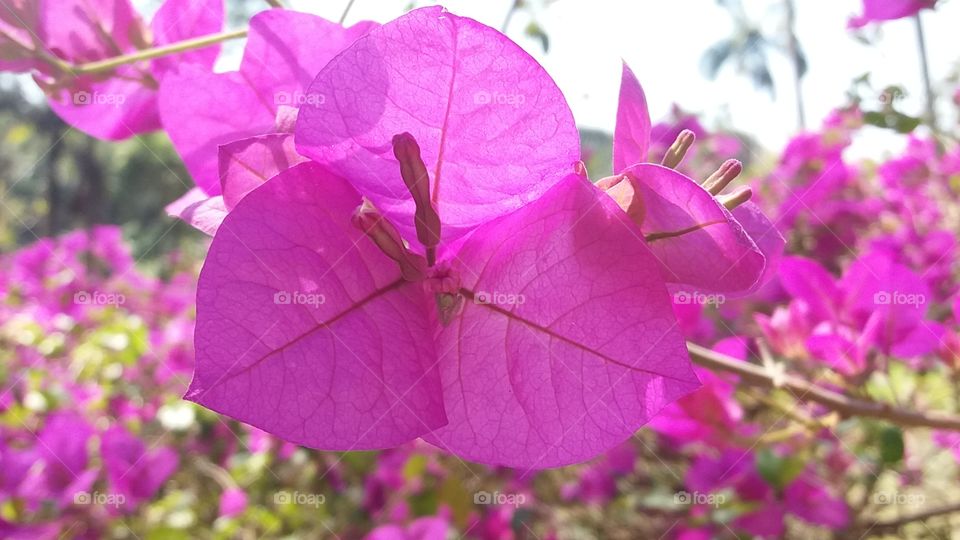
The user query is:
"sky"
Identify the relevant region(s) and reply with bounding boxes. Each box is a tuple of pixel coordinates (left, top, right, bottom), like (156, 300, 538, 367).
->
(11, 0, 956, 159)
(285, 0, 959, 159)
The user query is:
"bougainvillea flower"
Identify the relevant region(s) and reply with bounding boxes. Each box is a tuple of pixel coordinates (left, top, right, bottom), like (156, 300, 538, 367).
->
(599, 62, 784, 294)
(806, 315, 882, 376)
(686, 450, 849, 536)
(848, 0, 936, 28)
(560, 441, 636, 503)
(840, 252, 943, 358)
(164, 186, 228, 237)
(0, 440, 36, 497)
(0, 0, 41, 73)
(778, 254, 943, 368)
(778, 256, 842, 322)
(17, 413, 97, 509)
(2, 0, 224, 139)
(933, 431, 960, 463)
(294, 6, 579, 246)
(649, 337, 755, 447)
(159, 10, 375, 195)
(101, 426, 178, 509)
(612, 63, 652, 173)
(188, 133, 698, 470)
(166, 132, 308, 235)
(366, 516, 450, 540)
(218, 487, 248, 518)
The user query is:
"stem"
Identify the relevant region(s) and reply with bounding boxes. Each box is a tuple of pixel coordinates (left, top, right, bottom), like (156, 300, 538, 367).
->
(69, 28, 248, 76)
(784, 0, 806, 130)
(687, 342, 960, 431)
(265, 0, 285, 6)
(914, 13, 937, 133)
(194, 459, 238, 490)
(860, 502, 960, 533)
(0, 27, 73, 73)
(339, 0, 357, 25)
(501, 0, 521, 33)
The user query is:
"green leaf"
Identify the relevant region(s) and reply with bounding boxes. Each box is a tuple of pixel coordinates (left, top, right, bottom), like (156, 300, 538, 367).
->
(756, 448, 805, 490)
(524, 22, 549, 53)
(437, 476, 473, 528)
(402, 454, 427, 481)
(879, 426, 905, 464)
(863, 110, 921, 134)
(145, 528, 189, 540)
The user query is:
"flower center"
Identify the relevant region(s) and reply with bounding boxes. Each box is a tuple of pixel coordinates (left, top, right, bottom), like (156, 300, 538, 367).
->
(351, 132, 465, 325)
(596, 129, 753, 242)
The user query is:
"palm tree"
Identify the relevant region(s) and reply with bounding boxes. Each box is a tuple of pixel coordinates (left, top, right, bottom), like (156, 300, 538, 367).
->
(701, 0, 808, 130)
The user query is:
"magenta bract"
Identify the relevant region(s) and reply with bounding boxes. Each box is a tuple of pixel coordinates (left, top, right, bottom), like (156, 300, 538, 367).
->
(32, 0, 224, 139)
(188, 159, 698, 467)
(294, 6, 580, 247)
(159, 10, 375, 195)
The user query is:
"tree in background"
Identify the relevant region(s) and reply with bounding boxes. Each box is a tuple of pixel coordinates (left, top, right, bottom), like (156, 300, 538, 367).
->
(701, 0, 808, 130)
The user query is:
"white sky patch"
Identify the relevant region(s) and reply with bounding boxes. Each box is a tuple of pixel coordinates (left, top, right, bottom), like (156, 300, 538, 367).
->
(9, 0, 957, 161)
(300, 0, 960, 159)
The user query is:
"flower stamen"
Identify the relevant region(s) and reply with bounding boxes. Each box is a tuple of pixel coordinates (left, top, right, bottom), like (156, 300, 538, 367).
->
(352, 201, 427, 282)
(703, 159, 743, 195)
(717, 185, 753, 210)
(661, 129, 695, 169)
(393, 132, 441, 266)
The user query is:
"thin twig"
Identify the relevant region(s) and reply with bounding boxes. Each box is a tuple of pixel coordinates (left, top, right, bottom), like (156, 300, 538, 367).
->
(70, 29, 248, 76)
(501, 0, 521, 33)
(913, 13, 937, 134)
(339, 0, 357, 25)
(860, 502, 960, 533)
(687, 342, 960, 431)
